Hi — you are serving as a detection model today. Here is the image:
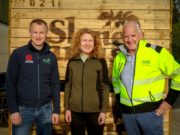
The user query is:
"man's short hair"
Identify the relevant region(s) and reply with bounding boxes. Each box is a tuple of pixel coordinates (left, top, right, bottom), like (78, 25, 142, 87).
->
(123, 20, 141, 34)
(29, 18, 48, 31)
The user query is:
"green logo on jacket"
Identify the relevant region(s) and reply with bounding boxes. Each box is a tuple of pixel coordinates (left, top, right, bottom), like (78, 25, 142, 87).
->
(43, 58, 51, 64)
(142, 60, 151, 65)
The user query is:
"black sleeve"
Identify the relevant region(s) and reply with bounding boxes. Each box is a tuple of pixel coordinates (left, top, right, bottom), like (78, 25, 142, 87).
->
(6, 50, 20, 114)
(99, 58, 110, 87)
(65, 59, 71, 83)
(165, 88, 180, 106)
(51, 55, 60, 114)
(64, 59, 72, 110)
(115, 93, 121, 107)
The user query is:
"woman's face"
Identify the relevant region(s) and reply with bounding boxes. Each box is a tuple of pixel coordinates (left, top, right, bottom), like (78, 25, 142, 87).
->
(80, 33, 95, 55)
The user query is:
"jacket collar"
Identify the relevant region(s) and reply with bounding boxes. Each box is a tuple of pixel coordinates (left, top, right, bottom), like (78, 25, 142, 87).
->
(118, 39, 147, 56)
(119, 45, 129, 55)
(72, 55, 97, 60)
(28, 40, 50, 53)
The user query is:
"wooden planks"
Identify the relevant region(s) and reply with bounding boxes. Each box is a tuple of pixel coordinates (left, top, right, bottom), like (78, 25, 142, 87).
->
(10, 9, 170, 19)
(11, 0, 170, 10)
(9, 0, 172, 134)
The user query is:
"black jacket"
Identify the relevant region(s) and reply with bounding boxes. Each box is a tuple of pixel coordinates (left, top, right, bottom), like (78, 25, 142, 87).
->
(6, 41, 60, 114)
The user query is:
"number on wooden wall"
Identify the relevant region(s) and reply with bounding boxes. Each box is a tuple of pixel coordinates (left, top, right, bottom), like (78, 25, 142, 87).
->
(30, 0, 35, 7)
(51, 0, 55, 7)
(40, 0, 45, 7)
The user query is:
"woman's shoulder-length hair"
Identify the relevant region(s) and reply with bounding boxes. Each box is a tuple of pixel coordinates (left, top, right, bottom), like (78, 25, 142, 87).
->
(70, 28, 104, 59)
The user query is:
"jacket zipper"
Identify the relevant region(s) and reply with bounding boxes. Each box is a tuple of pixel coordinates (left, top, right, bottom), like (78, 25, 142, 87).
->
(121, 50, 136, 113)
(130, 54, 136, 113)
(37, 54, 40, 107)
(120, 52, 132, 100)
(81, 62, 85, 112)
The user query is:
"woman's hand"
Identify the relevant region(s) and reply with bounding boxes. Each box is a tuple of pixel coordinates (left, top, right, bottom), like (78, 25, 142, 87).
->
(98, 112, 106, 125)
(65, 110, 72, 123)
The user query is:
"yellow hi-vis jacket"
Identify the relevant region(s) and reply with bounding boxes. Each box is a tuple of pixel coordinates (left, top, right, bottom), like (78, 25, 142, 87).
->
(112, 39, 180, 108)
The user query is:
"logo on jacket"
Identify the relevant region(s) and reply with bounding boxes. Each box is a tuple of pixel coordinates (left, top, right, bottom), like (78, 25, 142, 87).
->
(43, 58, 51, 64)
(25, 54, 34, 63)
(141, 60, 151, 65)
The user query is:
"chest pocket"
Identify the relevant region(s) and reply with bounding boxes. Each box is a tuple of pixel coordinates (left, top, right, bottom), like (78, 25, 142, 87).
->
(40, 58, 53, 76)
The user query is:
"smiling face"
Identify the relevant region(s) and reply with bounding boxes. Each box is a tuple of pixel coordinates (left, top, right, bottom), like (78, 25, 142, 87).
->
(29, 23, 48, 50)
(80, 33, 95, 55)
(122, 21, 143, 55)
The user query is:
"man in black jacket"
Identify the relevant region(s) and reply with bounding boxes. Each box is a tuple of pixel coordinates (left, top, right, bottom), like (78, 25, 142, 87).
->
(6, 19, 60, 135)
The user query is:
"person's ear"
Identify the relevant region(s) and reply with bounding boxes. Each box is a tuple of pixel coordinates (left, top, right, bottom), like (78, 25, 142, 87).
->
(140, 31, 144, 39)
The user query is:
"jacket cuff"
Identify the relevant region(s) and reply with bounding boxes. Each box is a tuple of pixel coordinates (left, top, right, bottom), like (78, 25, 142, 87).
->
(8, 103, 19, 114)
(53, 106, 60, 114)
(164, 89, 180, 106)
(100, 108, 107, 113)
(53, 110, 60, 114)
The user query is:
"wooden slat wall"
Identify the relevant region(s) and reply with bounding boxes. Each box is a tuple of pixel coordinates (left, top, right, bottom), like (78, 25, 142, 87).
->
(9, 0, 172, 135)
(10, 0, 172, 80)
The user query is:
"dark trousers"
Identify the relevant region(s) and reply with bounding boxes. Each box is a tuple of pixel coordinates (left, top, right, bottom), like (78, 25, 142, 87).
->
(71, 111, 104, 135)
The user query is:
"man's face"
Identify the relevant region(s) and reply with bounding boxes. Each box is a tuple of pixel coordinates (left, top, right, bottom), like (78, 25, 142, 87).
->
(80, 33, 94, 55)
(29, 23, 48, 49)
(122, 24, 142, 55)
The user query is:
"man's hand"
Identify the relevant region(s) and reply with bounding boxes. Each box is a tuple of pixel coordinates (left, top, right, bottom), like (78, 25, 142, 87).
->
(155, 101, 171, 116)
(52, 113, 60, 124)
(10, 112, 22, 125)
(98, 112, 106, 125)
(65, 110, 71, 123)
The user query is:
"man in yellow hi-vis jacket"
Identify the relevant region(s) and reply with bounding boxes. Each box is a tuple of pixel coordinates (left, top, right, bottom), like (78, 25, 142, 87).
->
(112, 20, 180, 135)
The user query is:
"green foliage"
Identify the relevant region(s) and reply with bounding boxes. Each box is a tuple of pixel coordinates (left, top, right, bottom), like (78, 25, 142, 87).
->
(172, 0, 180, 62)
(0, 0, 9, 24)
(173, 0, 180, 23)
(172, 22, 180, 61)
(173, 3, 180, 23)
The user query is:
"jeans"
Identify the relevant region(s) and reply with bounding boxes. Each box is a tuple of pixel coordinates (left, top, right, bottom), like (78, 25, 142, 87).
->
(12, 103, 52, 135)
(122, 111, 163, 135)
(71, 111, 104, 135)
